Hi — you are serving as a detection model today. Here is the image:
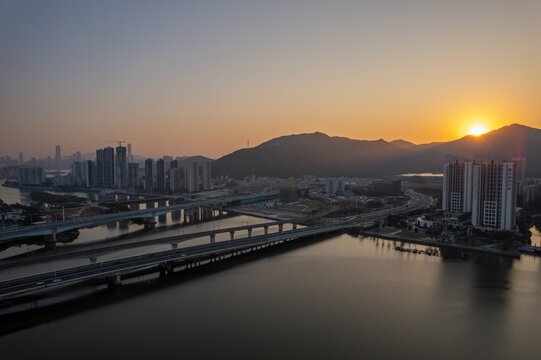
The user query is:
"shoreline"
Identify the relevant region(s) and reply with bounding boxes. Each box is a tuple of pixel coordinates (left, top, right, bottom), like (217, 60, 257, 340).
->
(357, 230, 521, 258)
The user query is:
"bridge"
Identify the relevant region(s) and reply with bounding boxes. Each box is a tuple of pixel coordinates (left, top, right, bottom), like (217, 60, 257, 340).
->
(0, 190, 435, 302)
(0, 219, 304, 270)
(99, 196, 173, 207)
(0, 192, 278, 243)
(0, 221, 354, 299)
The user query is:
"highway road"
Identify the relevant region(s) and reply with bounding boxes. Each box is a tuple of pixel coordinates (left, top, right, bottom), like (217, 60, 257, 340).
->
(0, 222, 350, 299)
(0, 220, 301, 271)
(0, 190, 433, 300)
(0, 191, 279, 241)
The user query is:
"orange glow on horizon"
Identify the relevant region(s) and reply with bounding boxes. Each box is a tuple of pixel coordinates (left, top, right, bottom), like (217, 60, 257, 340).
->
(467, 124, 489, 136)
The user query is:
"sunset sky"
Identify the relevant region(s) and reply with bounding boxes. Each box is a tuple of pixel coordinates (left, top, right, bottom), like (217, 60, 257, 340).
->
(1, 0, 540, 159)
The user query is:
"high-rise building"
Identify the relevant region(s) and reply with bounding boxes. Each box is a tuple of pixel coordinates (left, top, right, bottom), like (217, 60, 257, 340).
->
(184, 161, 212, 193)
(145, 159, 154, 193)
(325, 179, 339, 195)
(471, 160, 517, 231)
(71, 161, 84, 186)
(442, 160, 473, 213)
(163, 156, 173, 170)
(128, 162, 139, 189)
(71, 160, 95, 187)
(202, 161, 212, 191)
(96, 149, 104, 186)
(443, 159, 517, 231)
(127, 143, 132, 162)
(18, 167, 44, 185)
(55, 145, 61, 169)
(171, 166, 186, 193)
(513, 158, 526, 205)
(101, 147, 115, 188)
(156, 159, 165, 192)
(86, 160, 95, 187)
(187, 161, 200, 193)
(115, 146, 127, 189)
(19, 152, 23, 165)
(169, 159, 179, 191)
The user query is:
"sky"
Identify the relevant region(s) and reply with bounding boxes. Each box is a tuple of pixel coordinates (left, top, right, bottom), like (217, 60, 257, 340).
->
(1, 0, 540, 159)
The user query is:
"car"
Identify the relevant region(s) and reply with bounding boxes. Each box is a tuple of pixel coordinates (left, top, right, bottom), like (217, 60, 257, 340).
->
(52, 278, 62, 283)
(35, 281, 45, 286)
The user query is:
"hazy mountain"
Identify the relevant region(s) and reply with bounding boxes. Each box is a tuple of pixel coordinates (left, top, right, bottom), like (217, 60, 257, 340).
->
(393, 124, 541, 176)
(214, 132, 407, 177)
(213, 124, 541, 178)
(390, 139, 417, 150)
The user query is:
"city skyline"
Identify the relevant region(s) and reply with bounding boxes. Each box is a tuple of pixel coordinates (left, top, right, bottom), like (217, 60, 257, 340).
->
(1, 0, 540, 158)
(3, 122, 541, 162)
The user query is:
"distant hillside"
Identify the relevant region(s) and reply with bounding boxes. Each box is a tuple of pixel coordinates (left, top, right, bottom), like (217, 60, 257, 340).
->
(390, 139, 417, 150)
(213, 124, 541, 178)
(213, 132, 408, 177)
(392, 124, 541, 176)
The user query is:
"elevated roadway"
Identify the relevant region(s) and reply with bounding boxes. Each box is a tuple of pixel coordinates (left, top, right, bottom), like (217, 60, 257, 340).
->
(0, 222, 352, 299)
(0, 219, 301, 270)
(0, 192, 278, 242)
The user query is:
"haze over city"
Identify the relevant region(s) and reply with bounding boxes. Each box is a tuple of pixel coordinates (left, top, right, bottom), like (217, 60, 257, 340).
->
(1, 0, 541, 158)
(2, 2, 541, 360)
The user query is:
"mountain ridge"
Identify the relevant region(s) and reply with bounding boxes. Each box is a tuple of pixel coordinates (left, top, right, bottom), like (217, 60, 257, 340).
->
(213, 124, 541, 178)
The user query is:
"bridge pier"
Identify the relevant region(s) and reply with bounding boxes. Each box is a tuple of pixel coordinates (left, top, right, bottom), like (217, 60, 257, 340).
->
(44, 228, 58, 249)
(247, 228, 252, 238)
(171, 242, 178, 249)
(210, 234, 216, 243)
(293, 223, 297, 230)
(278, 224, 283, 233)
(230, 231, 235, 240)
(201, 207, 206, 221)
(143, 218, 156, 230)
(107, 274, 122, 288)
(164, 261, 174, 274)
(264, 225, 268, 235)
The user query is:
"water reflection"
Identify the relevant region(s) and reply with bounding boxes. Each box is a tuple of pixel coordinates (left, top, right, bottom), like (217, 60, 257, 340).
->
(2, 234, 541, 360)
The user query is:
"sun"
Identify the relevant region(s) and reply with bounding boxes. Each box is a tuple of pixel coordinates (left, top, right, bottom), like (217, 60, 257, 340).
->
(467, 124, 488, 136)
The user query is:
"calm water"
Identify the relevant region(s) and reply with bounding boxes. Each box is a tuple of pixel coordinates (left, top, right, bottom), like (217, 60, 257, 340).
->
(3, 181, 541, 359)
(2, 233, 541, 359)
(0, 180, 30, 205)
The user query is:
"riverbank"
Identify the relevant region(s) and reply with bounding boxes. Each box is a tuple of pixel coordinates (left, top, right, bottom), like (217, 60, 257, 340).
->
(356, 229, 521, 258)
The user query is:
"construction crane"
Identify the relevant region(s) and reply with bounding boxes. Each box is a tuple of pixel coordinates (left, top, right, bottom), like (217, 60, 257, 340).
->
(107, 140, 127, 147)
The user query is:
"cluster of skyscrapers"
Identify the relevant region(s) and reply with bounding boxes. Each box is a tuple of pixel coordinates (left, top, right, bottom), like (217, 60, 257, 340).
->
(442, 158, 526, 231)
(144, 158, 212, 194)
(14, 141, 213, 194)
(68, 144, 212, 194)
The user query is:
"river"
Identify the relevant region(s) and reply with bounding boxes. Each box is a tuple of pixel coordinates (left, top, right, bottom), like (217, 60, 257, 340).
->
(2, 231, 541, 359)
(2, 182, 541, 359)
